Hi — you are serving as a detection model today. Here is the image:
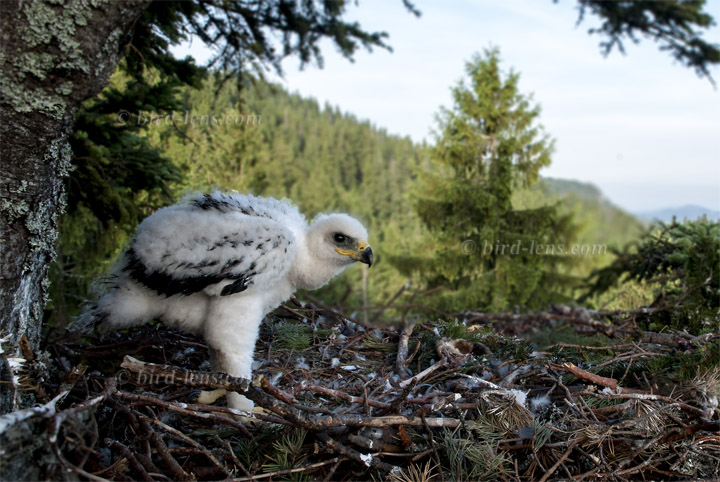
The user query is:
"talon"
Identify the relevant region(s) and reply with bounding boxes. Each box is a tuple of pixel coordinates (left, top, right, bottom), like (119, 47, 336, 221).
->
(197, 388, 227, 404)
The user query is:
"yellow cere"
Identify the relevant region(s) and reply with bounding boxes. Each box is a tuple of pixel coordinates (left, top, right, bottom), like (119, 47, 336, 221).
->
(336, 240, 369, 258)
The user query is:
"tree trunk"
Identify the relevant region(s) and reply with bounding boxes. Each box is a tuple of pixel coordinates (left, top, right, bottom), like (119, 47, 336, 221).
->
(0, 0, 152, 416)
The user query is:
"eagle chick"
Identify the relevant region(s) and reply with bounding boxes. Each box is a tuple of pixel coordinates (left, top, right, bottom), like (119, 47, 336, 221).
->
(76, 192, 373, 411)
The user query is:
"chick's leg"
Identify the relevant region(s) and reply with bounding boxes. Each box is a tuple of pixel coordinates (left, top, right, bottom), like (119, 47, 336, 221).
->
(202, 295, 264, 411)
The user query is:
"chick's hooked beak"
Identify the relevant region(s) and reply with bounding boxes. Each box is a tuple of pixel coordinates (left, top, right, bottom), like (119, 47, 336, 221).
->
(336, 240, 373, 267)
(358, 241, 373, 268)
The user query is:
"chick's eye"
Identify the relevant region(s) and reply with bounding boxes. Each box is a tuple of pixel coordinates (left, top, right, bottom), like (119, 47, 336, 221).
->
(333, 233, 346, 243)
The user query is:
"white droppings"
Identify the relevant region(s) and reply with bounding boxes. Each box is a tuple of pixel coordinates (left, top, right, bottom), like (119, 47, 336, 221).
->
(360, 453, 373, 467)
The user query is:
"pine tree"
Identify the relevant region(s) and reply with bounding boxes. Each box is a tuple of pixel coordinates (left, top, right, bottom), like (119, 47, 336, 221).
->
(581, 219, 720, 334)
(396, 48, 577, 312)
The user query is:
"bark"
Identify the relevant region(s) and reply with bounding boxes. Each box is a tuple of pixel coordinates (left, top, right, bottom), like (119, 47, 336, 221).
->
(0, 0, 153, 416)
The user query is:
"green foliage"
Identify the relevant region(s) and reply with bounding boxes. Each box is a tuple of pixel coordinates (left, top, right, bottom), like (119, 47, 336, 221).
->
(50, 68, 190, 326)
(274, 322, 313, 351)
(624, 341, 720, 382)
(576, 0, 720, 84)
(48, 205, 127, 329)
(151, 77, 427, 311)
(51, 1, 421, 326)
(65, 0, 402, 229)
(416, 330, 441, 369)
(231, 425, 285, 473)
(46, 0, 720, 329)
(466, 417, 508, 442)
(68, 73, 184, 226)
(395, 48, 579, 312)
(538, 178, 645, 275)
(436, 319, 499, 347)
(59, 0, 407, 224)
(581, 219, 720, 334)
(440, 428, 511, 481)
(262, 429, 308, 481)
(532, 419, 554, 452)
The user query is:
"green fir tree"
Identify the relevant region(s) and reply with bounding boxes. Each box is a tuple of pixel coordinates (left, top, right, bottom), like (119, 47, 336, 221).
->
(395, 48, 577, 312)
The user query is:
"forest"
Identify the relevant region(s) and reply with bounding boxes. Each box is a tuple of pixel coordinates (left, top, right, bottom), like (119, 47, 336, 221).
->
(1, 1, 719, 481)
(51, 62, 648, 328)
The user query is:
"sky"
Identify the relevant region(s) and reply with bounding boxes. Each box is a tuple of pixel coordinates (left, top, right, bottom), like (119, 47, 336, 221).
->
(172, 0, 720, 213)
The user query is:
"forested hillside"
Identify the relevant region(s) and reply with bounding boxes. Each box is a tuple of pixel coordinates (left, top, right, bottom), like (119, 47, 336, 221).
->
(154, 77, 432, 315)
(540, 177, 645, 257)
(51, 75, 429, 326)
(50, 73, 645, 327)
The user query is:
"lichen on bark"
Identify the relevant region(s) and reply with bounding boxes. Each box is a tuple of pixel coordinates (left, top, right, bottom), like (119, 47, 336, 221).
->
(0, 0, 154, 419)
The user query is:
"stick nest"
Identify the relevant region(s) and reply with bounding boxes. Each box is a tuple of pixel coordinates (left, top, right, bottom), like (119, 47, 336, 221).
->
(1, 300, 719, 481)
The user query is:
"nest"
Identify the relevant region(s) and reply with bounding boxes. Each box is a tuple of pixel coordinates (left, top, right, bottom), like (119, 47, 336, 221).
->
(1, 299, 719, 481)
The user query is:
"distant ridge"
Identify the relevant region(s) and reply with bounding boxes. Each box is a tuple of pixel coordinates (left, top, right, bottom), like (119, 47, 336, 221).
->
(539, 177, 645, 249)
(540, 177, 605, 202)
(637, 205, 720, 223)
